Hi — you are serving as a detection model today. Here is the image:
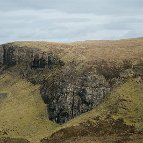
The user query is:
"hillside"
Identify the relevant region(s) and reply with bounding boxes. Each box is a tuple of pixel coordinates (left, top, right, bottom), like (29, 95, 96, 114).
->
(41, 78, 143, 143)
(0, 73, 59, 143)
(0, 38, 143, 142)
(12, 37, 143, 63)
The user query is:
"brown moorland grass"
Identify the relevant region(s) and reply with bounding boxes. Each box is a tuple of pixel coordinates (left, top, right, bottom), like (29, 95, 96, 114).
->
(1, 38, 143, 143)
(11, 38, 143, 64)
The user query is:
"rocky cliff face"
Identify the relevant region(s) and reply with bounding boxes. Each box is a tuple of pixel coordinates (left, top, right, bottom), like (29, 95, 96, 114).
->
(0, 43, 143, 124)
(0, 44, 62, 70)
(40, 69, 110, 124)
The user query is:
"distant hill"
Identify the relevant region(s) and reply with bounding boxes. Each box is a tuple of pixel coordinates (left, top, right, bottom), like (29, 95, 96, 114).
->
(0, 38, 143, 143)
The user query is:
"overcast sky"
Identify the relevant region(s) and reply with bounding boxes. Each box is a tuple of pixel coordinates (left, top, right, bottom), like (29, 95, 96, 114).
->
(0, 0, 143, 43)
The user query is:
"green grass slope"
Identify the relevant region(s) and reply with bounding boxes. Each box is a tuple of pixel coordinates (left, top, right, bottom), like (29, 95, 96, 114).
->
(0, 73, 59, 143)
(42, 78, 143, 143)
(0, 75, 143, 143)
(1, 37, 143, 142)
(61, 78, 143, 130)
(107, 78, 143, 129)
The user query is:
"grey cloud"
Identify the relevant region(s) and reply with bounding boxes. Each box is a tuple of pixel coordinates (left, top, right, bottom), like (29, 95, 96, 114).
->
(0, 0, 143, 43)
(1, 0, 143, 15)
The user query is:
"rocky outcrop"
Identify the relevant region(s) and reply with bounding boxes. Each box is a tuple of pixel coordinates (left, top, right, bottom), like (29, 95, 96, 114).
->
(0, 44, 111, 124)
(0, 44, 62, 71)
(0, 93, 7, 103)
(40, 68, 110, 124)
(1, 43, 143, 124)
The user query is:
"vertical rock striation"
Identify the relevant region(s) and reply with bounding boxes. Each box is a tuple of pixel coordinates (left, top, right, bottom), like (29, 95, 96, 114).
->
(40, 70, 111, 124)
(0, 44, 61, 71)
(1, 43, 142, 124)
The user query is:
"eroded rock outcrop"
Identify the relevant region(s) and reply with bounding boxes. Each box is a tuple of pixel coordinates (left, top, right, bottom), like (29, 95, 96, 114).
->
(1, 43, 143, 124)
(40, 70, 110, 123)
(0, 44, 61, 71)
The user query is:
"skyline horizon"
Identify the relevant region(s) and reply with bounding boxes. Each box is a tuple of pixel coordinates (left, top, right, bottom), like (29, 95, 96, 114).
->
(0, 0, 143, 44)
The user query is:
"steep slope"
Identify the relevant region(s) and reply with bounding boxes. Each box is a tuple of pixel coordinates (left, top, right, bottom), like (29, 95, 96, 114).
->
(0, 38, 143, 143)
(72, 38, 143, 62)
(42, 78, 143, 143)
(0, 73, 59, 143)
(1, 38, 143, 124)
(10, 37, 143, 63)
(62, 78, 143, 128)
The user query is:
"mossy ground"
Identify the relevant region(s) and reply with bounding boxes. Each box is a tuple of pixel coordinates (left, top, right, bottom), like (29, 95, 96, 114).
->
(1, 38, 143, 142)
(42, 78, 143, 143)
(0, 73, 59, 143)
(61, 78, 143, 130)
(0, 75, 143, 142)
(0, 73, 143, 142)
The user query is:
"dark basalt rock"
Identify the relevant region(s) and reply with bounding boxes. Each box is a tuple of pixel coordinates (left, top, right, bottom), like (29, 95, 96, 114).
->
(40, 70, 111, 124)
(1, 43, 143, 124)
(0, 44, 61, 71)
(0, 93, 7, 103)
(3, 45, 16, 67)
